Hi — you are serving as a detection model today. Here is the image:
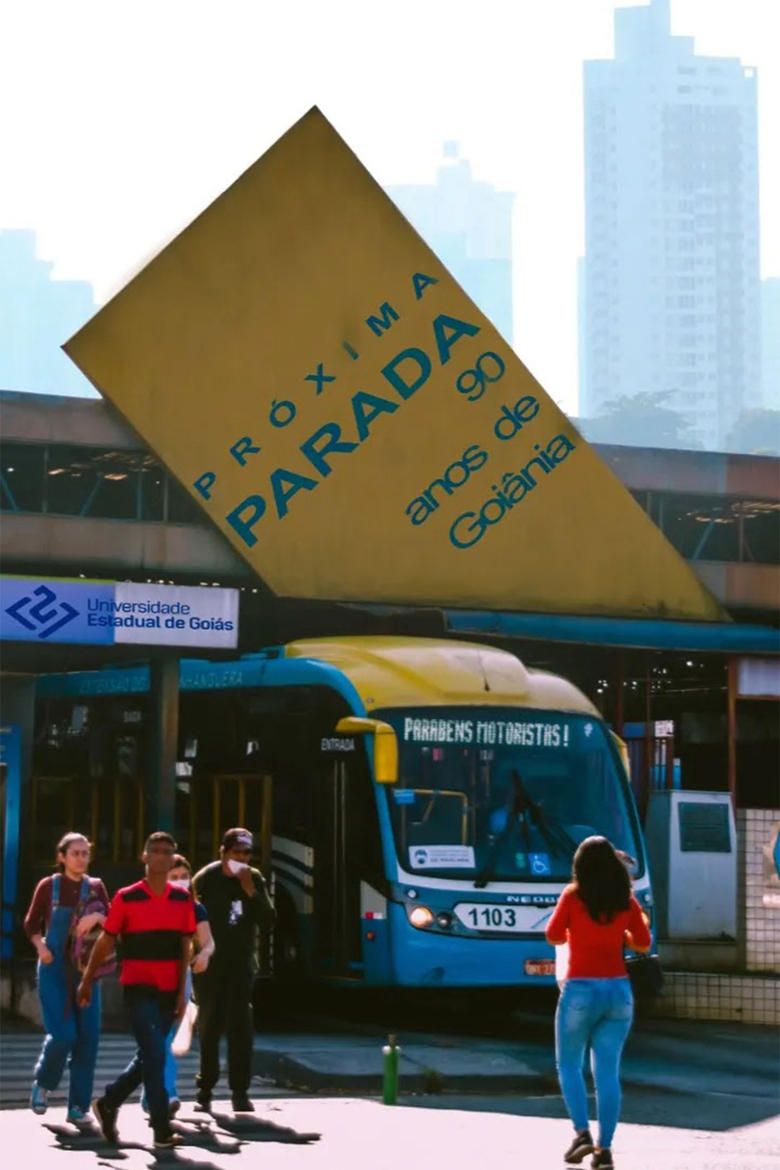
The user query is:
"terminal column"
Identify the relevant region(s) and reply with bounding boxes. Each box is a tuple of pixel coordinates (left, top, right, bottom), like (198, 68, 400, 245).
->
(149, 656, 179, 834)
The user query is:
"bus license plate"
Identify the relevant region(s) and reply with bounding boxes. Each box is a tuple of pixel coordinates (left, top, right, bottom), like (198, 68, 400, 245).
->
(454, 903, 529, 932)
(524, 959, 555, 976)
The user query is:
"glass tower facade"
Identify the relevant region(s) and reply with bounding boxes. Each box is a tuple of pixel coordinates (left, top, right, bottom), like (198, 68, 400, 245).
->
(388, 144, 514, 345)
(581, 0, 761, 449)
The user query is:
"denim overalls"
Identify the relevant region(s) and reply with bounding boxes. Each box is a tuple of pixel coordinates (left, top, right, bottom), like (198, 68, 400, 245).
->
(34, 875, 102, 1111)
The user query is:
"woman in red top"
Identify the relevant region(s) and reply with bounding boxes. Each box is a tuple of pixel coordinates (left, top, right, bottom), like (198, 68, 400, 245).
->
(546, 836, 651, 1170)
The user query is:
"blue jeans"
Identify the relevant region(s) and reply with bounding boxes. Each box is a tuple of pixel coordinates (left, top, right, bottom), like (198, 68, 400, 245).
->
(102, 986, 175, 1133)
(35, 961, 102, 1109)
(555, 977, 634, 1150)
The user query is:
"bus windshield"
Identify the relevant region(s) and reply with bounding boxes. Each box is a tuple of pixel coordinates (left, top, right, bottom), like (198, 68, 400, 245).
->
(375, 706, 643, 882)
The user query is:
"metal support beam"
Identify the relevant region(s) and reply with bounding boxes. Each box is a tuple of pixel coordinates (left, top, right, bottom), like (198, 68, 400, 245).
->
(692, 515, 715, 561)
(149, 657, 179, 834)
(727, 656, 737, 810)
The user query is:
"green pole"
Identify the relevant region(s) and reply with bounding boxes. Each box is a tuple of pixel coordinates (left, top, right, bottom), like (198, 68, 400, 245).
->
(382, 1033, 400, 1105)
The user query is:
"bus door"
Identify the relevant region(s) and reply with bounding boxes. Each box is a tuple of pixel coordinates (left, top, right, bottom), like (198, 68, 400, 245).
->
(314, 758, 362, 978)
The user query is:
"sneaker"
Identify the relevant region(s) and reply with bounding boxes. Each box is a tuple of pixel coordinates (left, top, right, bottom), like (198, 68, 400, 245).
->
(67, 1106, 94, 1128)
(168, 1096, 181, 1118)
(92, 1096, 120, 1143)
(231, 1094, 254, 1113)
(592, 1151, 614, 1169)
(153, 1129, 181, 1149)
(30, 1083, 49, 1115)
(194, 1090, 212, 1112)
(564, 1129, 595, 1164)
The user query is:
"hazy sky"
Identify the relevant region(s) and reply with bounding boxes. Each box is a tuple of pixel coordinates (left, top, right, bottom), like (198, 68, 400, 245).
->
(2, 0, 777, 415)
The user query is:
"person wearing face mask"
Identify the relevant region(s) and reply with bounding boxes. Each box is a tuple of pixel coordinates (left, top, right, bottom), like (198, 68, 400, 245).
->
(141, 854, 215, 1117)
(191, 828, 275, 1113)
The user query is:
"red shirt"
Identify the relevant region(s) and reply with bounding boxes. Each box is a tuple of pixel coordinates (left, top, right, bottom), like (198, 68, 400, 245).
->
(103, 879, 195, 991)
(547, 885, 651, 979)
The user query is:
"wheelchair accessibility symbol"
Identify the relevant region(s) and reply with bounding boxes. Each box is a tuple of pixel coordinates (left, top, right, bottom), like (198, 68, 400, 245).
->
(529, 853, 551, 876)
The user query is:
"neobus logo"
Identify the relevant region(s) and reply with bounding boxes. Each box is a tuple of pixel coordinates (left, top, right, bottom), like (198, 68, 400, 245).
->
(506, 894, 557, 906)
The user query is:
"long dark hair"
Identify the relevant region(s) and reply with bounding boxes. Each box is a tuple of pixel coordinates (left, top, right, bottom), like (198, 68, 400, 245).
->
(572, 836, 631, 923)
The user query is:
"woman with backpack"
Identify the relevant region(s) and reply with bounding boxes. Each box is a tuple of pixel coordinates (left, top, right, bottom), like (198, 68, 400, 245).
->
(24, 832, 109, 1126)
(546, 836, 652, 1170)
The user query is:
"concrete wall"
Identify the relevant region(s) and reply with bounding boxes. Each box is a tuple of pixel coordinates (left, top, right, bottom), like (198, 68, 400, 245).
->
(1, 512, 248, 578)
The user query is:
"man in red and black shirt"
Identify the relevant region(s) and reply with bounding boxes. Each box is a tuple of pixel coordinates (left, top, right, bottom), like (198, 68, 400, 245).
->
(78, 832, 195, 1149)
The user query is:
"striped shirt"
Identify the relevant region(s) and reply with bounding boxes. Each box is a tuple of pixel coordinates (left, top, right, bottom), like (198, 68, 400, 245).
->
(103, 879, 195, 991)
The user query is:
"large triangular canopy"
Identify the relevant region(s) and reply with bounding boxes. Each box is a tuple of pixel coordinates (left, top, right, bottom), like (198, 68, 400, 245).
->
(65, 108, 723, 621)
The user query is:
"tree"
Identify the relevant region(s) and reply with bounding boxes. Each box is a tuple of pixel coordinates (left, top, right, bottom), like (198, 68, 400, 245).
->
(724, 409, 780, 457)
(579, 391, 700, 449)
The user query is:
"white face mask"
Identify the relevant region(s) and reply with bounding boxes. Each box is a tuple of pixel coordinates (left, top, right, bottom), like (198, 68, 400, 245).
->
(226, 858, 248, 875)
(169, 878, 191, 890)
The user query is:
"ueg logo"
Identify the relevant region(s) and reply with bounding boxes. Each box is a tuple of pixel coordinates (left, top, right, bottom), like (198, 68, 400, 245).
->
(5, 584, 79, 640)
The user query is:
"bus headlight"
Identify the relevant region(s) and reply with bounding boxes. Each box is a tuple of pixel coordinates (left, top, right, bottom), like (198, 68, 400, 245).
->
(407, 905, 434, 929)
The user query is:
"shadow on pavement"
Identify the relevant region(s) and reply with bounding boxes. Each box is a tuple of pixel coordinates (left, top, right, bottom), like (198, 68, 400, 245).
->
(404, 1084, 779, 1132)
(205, 1107, 320, 1143)
(44, 1111, 321, 1166)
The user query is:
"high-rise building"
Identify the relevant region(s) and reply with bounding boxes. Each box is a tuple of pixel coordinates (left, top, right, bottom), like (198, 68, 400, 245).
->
(581, 0, 761, 449)
(0, 230, 96, 396)
(387, 144, 514, 344)
(761, 278, 780, 413)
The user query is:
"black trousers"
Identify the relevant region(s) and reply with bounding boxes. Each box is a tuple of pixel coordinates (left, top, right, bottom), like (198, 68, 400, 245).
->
(193, 964, 254, 1095)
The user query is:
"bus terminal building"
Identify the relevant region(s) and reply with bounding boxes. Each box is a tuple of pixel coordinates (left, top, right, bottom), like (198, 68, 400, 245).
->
(1, 389, 779, 1017)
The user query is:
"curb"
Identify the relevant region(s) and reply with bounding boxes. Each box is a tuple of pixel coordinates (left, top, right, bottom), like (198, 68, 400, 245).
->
(253, 1048, 559, 1095)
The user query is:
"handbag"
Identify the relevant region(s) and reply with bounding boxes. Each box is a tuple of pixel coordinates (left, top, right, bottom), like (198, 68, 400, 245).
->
(625, 952, 663, 997)
(67, 877, 117, 980)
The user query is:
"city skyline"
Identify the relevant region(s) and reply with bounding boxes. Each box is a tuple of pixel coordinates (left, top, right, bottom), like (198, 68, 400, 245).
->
(581, 0, 761, 450)
(1, 0, 777, 421)
(388, 144, 515, 346)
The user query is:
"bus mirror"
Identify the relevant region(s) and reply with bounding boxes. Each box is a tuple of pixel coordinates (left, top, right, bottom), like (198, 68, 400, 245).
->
(334, 716, 398, 784)
(611, 732, 631, 781)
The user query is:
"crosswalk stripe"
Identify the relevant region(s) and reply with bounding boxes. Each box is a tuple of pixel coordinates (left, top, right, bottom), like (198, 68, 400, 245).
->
(0, 1034, 214, 1108)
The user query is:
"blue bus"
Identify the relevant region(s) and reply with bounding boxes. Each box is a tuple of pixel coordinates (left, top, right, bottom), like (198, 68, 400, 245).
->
(34, 635, 652, 987)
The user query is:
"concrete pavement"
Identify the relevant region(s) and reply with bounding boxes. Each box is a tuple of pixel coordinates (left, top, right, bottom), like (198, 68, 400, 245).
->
(251, 1016, 779, 1106)
(3, 1014, 777, 1120)
(2, 1097, 778, 1170)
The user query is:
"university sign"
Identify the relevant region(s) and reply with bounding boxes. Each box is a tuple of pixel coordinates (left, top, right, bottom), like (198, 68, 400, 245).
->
(0, 577, 238, 649)
(64, 108, 723, 621)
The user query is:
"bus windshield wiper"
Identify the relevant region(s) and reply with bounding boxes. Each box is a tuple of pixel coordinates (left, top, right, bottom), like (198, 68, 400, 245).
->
(474, 770, 577, 888)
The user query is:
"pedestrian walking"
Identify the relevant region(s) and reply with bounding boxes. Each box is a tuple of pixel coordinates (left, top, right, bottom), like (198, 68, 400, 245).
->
(192, 827, 275, 1113)
(77, 831, 195, 1149)
(24, 832, 109, 1126)
(141, 853, 215, 1115)
(546, 835, 652, 1170)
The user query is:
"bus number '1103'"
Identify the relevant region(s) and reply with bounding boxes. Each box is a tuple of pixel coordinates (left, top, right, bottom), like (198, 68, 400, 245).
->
(468, 906, 517, 929)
